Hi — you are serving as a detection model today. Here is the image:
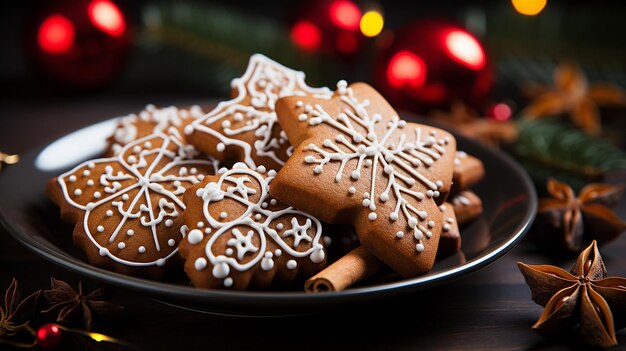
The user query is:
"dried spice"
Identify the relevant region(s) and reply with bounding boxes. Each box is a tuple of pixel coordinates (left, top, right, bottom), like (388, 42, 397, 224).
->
(535, 178, 626, 252)
(430, 101, 518, 147)
(518, 241, 626, 348)
(0, 279, 40, 348)
(522, 62, 626, 135)
(42, 278, 122, 330)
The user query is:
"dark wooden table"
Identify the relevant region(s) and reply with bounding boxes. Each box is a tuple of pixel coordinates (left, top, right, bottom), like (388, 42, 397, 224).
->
(1, 98, 625, 351)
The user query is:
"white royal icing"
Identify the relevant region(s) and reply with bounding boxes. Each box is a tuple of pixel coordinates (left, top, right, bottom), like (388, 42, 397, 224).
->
(57, 133, 216, 267)
(186, 54, 332, 168)
(186, 163, 325, 287)
(299, 81, 452, 253)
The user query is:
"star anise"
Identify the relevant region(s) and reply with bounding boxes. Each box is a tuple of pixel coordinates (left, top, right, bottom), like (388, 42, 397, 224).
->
(536, 178, 626, 252)
(42, 278, 122, 330)
(518, 241, 626, 348)
(0, 278, 40, 341)
(522, 62, 626, 135)
(430, 101, 518, 147)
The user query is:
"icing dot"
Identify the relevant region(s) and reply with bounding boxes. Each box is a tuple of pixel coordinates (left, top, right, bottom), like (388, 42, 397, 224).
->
(133, 145, 141, 153)
(254, 214, 262, 221)
(296, 101, 303, 107)
(416, 243, 425, 252)
(69, 175, 77, 182)
(261, 202, 268, 209)
(88, 162, 95, 169)
(379, 193, 389, 202)
(212, 262, 230, 278)
(426, 190, 434, 197)
(274, 249, 282, 256)
(414, 231, 423, 240)
(168, 239, 176, 247)
(165, 219, 174, 227)
(197, 221, 204, 228)
(99, 248, 108, 256)
(122, 194, 129, 201)
(257, 165, 266, 174)
(117, 242, 126, 249)
(138, 246, 146, 253)
(97, 225, 104, 232)
(426, 231, 433, 238)
(348, 187, 356, 194)
(368, 212, 377, 220)
(187, 229, 203, 245)
(362, 199, 371, 207)
(384, 165, 393, 174)
(106, 210, 113, 217)
(83, 170, 91, 177)
(436, 180, 444, 188)
(234, 112, 244, 121)
(428, 221, 435, 228)
(298, 114, 308, 121)
(94, 192, 101, 198)
(419, 211, 428, 219)
(221, 120, 231, 128)
(224, 278, 233, 287)
(276, 223, 284, 230)
(439, 205, 447, 212)
(74, 189, 82, 196)
(443, 224, 451, 232)
(87, 179, 94, 186)
(127, 229, 134, 236)
(314, 165, 323, 174)
(220, 212, 227, 219)
(304, 156, 316, 163)
(195, 258, 207, 270)
(396, 231, 404, 238)
(390, 213, 398, 221)
(408, 217, 418, 228)
(270, 199, 277, 206)
(127, 155, 137, 163)
(144, 141, 152, 148)
(156, 259, 166, 267)
(286, 260, 297, 269)
(351, 171, 360, 180)
(204, 228, 212, 234)
(225, 248, 234, 256)
(216, 143, 225, 152)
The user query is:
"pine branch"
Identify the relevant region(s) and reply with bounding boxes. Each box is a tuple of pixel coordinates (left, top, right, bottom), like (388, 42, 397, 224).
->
(510, 119, 626, 190)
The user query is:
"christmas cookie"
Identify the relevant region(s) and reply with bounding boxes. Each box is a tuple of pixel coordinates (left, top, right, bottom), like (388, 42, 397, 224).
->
(179, 163, 327, 290)
(108, 104, 209, 155)
(272, 81, 457, 277)
(185, 54, 332, 171)
(436, 203, 461, 258)
(451, 190, 483, 224)
(47, 133, 217, 276)
(452, 151, 484, 192)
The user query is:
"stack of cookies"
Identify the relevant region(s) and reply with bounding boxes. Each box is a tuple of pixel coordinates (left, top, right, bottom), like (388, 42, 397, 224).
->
(47, 54, 485, 292)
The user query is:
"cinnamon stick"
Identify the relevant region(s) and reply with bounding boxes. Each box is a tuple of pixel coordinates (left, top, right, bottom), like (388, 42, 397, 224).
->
(305, 246, 385, 293)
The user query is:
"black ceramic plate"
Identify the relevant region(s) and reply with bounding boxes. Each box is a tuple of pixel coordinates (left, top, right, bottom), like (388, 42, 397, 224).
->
(0, 116, 536, 316)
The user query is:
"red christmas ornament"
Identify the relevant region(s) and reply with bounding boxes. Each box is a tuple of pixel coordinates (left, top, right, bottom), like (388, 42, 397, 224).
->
(36, 324, 64, 350)
(373, 20, 494, 113)
(290, 0, 363, 56)
(23, 0, 131, 90)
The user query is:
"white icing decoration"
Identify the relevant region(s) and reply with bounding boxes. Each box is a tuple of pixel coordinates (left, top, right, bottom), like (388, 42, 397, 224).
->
(195, 257, 207, 270)
(118, 242, 126, 249)
(165, 219, 173, 227)
(191, 164, 326, 285)
(301, 82, 452, 253)
(74, 189, 82, 196)
(224, 277, 233, 287)
(186, 54, 332, 169)
(168, 239, 176, 247)
(286, 260, 297, 269)
(55, 133, 215, 267)
(187, 229, 204, 245)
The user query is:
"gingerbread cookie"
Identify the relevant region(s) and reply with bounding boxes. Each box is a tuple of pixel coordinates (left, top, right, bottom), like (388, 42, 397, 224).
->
(185, 54, 332, 171)
(436, 203, 461, 258)
(108, 104, 209, 155)
(452, 151, 485, 192)
(271, 81, 457, 277)
(179, 163, 327, 290)
(47, 133, 217, 276)
(451, 190, 483, 224)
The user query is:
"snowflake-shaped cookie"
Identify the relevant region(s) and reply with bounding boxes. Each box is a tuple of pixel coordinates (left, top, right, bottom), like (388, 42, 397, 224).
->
(108, 104, 208, 155)
(48, 133, 218, 275)
(185, 54, 332, 171)
(271, 81, 457, 277)
(179, 163, 326, 290)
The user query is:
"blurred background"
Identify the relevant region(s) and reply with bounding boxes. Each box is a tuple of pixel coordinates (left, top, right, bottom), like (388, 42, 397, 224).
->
(2, 0, 626, 191)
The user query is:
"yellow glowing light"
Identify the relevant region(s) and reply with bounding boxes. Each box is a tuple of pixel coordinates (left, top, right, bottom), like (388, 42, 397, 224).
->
(88, 332, 113, 342)
(360, 11, 384, 37)
(511, 0, 547, 16)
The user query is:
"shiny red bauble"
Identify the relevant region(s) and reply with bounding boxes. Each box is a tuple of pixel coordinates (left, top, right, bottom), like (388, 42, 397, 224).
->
(36, 324, 64, 350)
(23, 0, 131, 90)
(373, 20, 494, 112)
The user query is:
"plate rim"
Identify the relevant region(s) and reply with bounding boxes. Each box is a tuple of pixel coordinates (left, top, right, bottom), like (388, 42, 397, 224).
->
(0, 116, 537, 307)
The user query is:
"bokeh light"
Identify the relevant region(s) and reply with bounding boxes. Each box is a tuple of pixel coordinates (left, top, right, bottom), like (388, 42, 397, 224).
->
(360, 11, 384, 37)
(511, 0, 547, 16)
